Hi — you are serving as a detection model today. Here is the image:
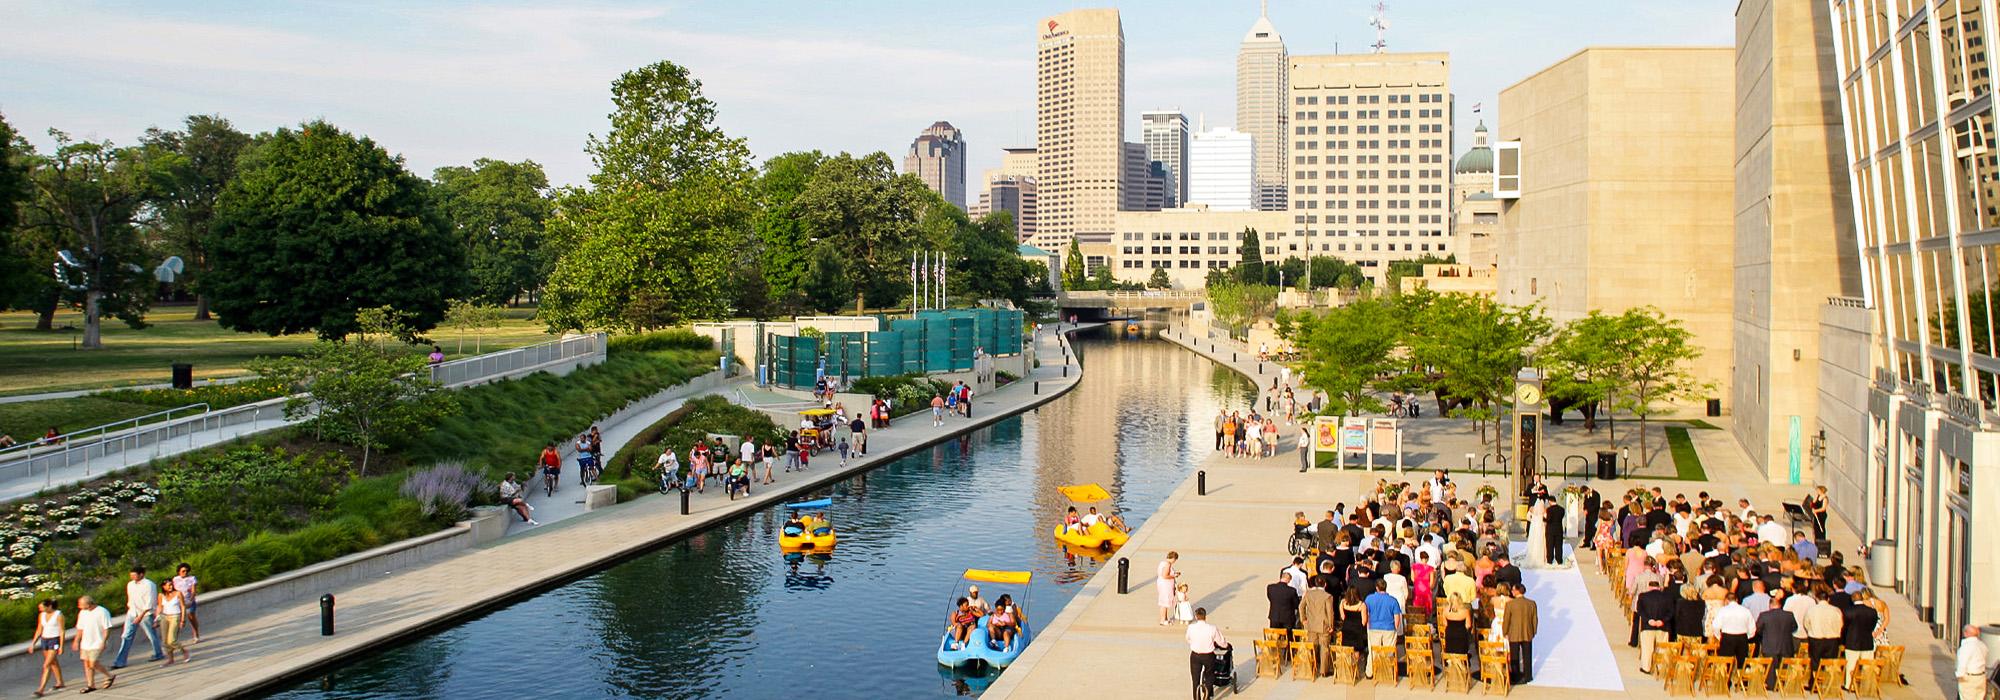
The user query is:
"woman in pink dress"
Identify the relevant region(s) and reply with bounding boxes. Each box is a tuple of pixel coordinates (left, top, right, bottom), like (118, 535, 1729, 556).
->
(1156, 551, 1180, 626)
(1410, 551, 1437, 617)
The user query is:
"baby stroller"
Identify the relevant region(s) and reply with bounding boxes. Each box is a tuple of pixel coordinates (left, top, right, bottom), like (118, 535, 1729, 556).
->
(1205, 645, 1237, 698)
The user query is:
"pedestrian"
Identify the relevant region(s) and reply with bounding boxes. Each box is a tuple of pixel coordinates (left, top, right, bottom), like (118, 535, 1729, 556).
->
(1957, 623, 1989, 700)
(1363, 580, 1402, 678)
(1753, 591, 1798, 690)
(1503, 582, 1538, 684)
(30, 598, 64, 697)
(960, 383, 973, 418)
(73, 596, 113, 691)
(1297, 427, 1313, 472)
(930, 394, 946, 427)
(1185, 607, 1229, 700)
(837, 437, 850, 468)
(785, 431, 801, 472)
(110, 566, 162, 669)
(1213, 409, 1227, 451)
(157, 579, 190, 665)
(849, 416, 867, 456)
(760, 440, 777, 485)
(172, 562, 202, 642)
(1158, 551, 1181, 626)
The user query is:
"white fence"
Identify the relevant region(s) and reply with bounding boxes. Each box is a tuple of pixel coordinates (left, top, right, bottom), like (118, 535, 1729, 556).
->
(428, 333, 606, 388)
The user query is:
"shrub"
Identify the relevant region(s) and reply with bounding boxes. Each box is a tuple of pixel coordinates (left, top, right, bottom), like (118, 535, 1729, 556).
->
(849, 374, 953, 418)
(607, 396, 782, 479)
(607, 328, 714, 353)
(399, 462, 489, 522)
(96, 380, 291, 410)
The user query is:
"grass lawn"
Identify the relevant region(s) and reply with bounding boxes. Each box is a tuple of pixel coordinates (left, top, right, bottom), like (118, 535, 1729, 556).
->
(0, 305, 559, 397)
(0, 396, 185, 441)
(1665, 426, 1709, 480)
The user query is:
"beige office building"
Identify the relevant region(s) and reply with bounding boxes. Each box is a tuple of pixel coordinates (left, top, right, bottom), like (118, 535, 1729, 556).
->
(1451, 122, 1501, 269)
(1035, 8, 1125, 252)
(1733, 0, 1864, 486)
(1493, 47, 1735, 402)
(1287, 52, 1454, 285)
(1110, 206, 1293, 288)
(1827, 0, 2000, 639)
(1237, 8, 1288, 211)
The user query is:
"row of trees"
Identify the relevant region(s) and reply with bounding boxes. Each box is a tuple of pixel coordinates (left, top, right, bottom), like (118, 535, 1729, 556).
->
(1288, 290, 1708, 465)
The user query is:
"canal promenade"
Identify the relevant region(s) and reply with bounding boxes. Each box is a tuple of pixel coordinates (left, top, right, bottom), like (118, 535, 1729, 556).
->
(7, 324, 1099, 699)
(985, 327, 1959, 699)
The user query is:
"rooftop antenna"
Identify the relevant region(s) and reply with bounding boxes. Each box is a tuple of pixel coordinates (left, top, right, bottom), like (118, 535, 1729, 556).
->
(1370, 2, 1390, 53)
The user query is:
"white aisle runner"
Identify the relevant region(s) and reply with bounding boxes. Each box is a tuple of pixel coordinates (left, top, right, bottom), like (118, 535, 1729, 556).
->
(1509, 542, 1626, 691)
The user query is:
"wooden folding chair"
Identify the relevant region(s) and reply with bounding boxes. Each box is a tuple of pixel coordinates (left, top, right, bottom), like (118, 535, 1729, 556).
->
(1811, 659, 1843, 697)
(1290, 640, 1320, 680)
(1699, 656, 1735, 696)
(1874, 645, 1904, 686)
(1263, 628, 1290, 661)
(1479, 653, 1511, 695)
(1667, 655, 1699, 697)
(1735, 657, 1772, 697)
(1369, 646, 1400, 686)
(1408, 622, 1435, 640)
(1407, 647, 1437, 690)
(1331, 647, 1361, 685)
(1443, 652, 1474, 692)
(1775, 658, 1809, 698)
(1253, 639, 1284, 679)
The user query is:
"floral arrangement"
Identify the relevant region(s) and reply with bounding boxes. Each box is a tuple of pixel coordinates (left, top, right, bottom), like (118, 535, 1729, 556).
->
(1626, 487, 1657, 508)
(1475, 484, 1499, 502)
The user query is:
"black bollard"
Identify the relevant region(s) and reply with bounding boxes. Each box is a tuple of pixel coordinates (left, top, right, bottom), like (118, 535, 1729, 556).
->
(320, 594, 335, 636)
(680, 488, 690, 515)
(1198, 470, 1207, 496)
(1232, 352, 1237, 362)
(1034, 381, 1040, 395)
(1063, 366, 1068, 378)
(1117, 557, 1130, 594)
(1259, 362, 1265, 374)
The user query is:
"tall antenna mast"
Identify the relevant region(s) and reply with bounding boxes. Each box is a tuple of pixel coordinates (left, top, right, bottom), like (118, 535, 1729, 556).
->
(1370, 2, 1390, 53)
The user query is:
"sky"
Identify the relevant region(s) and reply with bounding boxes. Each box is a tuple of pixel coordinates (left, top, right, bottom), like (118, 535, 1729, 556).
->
(0, 0, 1736, 188)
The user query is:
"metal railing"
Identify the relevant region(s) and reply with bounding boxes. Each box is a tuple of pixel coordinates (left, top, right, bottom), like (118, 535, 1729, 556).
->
(0, 403, 211, 464)
(0, 397, 291, 492)
(428, 333, 606, 387)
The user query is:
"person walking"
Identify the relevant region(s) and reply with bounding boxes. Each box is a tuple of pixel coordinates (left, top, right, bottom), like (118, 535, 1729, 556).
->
(73, 596, 113, 692)
(171, 562, 202, 642)
(1299, 576, 1338, 676)
(1296, 427, 1313, 472)
(930, 394, 946, 427)
(1957, 624, 1989, 700)
(1185, 607, 1229, 700)
(29, 599, 64, 697)
(849, 416, 867, 456)
(110, 566, 162, 669)
(1267, 571, 1301, 631)
(157, 579, 190, 665)
(1363, 581, 1402, 679)
(1502, 582, 1538, 684)
(1157, 552, 1182, 626)
(1214, 410, 1227, 452)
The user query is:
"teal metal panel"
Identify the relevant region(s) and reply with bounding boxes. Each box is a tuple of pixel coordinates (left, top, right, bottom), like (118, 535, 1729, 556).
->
(826, 332, 866, 380)
(948, 317, 974, 371)
(866, 331, 903, 377)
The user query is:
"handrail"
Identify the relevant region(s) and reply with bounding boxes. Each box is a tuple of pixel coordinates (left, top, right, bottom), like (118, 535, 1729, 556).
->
(0, 403, 211, 462)
(427, 333, 605, 388)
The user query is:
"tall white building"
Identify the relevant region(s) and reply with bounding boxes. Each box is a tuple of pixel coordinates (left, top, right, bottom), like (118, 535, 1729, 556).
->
(1142, 110, 1190, 206)
(1237, 6, 1288, 211)
(1188, 127, 1255, 212)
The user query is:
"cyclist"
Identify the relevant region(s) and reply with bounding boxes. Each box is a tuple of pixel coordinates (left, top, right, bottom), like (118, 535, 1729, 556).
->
(574, 432, 597, 485)
(539, 442, 562, 496)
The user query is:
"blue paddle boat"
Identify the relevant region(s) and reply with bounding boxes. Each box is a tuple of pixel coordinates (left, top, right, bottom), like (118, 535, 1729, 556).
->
(937, 569, 1033, 668)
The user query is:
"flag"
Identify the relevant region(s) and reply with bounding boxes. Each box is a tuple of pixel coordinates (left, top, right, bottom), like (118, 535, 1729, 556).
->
(1471, 102, 1483, 113)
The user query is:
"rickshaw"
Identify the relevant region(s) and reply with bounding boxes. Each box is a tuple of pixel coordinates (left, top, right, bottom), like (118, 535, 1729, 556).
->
(1050, 483, 1130, 550)
(797, 408, 837, 452)
(936, 569, 1033, 668)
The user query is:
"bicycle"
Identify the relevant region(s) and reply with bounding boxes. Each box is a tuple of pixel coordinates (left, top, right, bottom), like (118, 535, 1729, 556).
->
(578, 453, 601, 486)
(543, 466, 559, 497)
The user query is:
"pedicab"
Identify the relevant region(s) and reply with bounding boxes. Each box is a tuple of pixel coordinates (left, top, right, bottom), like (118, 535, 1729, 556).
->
(936, 569, 1033, 668)
(797, 408, 838, 453)
(1050, 483, 1130, 550)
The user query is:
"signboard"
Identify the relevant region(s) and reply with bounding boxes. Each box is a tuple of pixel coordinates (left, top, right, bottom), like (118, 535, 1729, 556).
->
(1314, 416, 1342, 451)
(1341, 418, 1368, 453)
(1369, 418, 1398, 452)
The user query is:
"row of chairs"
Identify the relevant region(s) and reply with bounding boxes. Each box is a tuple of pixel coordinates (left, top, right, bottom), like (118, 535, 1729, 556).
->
(1251, 621, 1516, 694)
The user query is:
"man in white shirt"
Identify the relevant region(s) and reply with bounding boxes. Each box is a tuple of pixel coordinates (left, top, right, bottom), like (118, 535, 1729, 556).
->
(1958, 624, 1990, 700)
(1782, 589, 1816, 641)
(1709, 592, 1756, 664)
(1283, 558, 1310, 598)
(111, 566, 163, 669)
(1296, 429, 1312, 472)
(1186, 607, 1230, 697)
(73, 595, 115, 690)
(1756, 515, 1789, 548)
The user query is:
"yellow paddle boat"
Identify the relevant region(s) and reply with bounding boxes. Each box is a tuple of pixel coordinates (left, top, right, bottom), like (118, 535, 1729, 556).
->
(1050, 484, 1130, 550)
(779, 499, 838, 549)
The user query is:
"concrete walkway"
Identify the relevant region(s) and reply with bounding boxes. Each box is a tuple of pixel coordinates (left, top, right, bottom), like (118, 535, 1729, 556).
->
(983, 328, 1957, 699)
(0, 415, 291, 503)
(14, 324, 1098, 698)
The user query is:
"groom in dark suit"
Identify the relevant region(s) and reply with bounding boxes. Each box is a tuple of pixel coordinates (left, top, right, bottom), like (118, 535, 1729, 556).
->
(1543, 498, 1567, 565)
(1580, 487, 1602, 550)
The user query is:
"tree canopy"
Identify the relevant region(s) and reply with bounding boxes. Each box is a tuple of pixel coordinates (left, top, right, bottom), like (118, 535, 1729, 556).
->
(209, 120, 465, 339)
(20, 130, 154, 347)
(430, 158, 552, 306)
(140, 114, 252, 320)
(791, 151, 936, 312)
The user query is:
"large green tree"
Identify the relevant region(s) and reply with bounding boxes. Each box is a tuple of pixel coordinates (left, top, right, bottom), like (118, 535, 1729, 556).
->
(752, 150, 825, 310)
(1404, 292, 1551, 443)
(1232, 227, 1264, 284)
(140, 114, 252, 320)
(1063, 238, 1086, 290)
(21, 130, 154, 347)
(430, 158, 552, 306)
(542, 61, 751, 330)
(1542, 309, 1625, 434)
(1296, 297, 1403, 417)
(1608, 306, 1710, 467)
(0, 114, 38, 315)
(257, 340, 456, 474)
(1307, 255, 1367, 290)
(791, 151, 933, 312)
(209, 120, 465, 339)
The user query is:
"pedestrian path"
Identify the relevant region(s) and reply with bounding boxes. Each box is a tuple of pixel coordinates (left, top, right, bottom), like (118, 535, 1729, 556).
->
(3, 324, 1097, 698)
(0, 413, 290, 502)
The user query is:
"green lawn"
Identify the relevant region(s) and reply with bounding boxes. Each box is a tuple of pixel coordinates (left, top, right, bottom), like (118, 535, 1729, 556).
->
(1665, 426, 1709, 480)
(0, 305, 559, 397)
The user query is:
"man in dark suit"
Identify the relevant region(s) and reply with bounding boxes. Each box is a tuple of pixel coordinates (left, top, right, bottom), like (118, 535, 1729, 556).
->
(1492, 552, 1523, 591)
(1754, 592, 1799, 690)
(1267, 571, 1302, 630)
(1635, 579, 1677, 674)
(1544, 499, 1567, 565)
(1313, 511, 1339, 554)
(1841, 595, 1879, 684)
(1502, 582, 1539, 684)
(1580, 487, 1602, 550)
(1644, 502, 1673, 532)
(1299, 575, 1338, 674)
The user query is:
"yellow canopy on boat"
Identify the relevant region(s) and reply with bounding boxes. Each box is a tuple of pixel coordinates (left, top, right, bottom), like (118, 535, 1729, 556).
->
(799, 408, 837, 416)
(1057, 483, 1111, 503)
(963, 569, 1033, 585)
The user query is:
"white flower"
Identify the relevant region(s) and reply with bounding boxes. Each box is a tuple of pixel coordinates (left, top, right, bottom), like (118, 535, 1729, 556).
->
(3, 588, 32, 600)
(33, 581, 62, 593)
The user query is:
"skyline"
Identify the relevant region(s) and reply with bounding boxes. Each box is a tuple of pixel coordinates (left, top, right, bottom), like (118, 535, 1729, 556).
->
(0, 0, 1733, 187)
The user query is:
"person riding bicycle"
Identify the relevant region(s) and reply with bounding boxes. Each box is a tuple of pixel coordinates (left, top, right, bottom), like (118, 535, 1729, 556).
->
(574, 433, 597, 485)
(656, 448, 683, 493)
(539, 443, 562, 494)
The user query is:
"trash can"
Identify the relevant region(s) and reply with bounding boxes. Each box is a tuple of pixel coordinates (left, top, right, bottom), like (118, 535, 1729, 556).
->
(1596, 450, 1618, 480)
(171, 363, 194, 390)
(1867, 539, 1897, 587)
(1705, 398, 1721, 417)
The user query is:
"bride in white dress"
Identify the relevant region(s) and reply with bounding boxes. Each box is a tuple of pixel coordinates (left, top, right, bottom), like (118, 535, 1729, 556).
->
(1523, 498, 1550, 569)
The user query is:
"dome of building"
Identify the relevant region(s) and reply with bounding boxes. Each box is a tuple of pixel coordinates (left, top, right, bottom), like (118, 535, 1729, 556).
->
(1454, 122, 1493, 174)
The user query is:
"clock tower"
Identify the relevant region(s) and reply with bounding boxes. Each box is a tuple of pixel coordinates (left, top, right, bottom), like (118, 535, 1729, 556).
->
(1511, 368, 1544, 506)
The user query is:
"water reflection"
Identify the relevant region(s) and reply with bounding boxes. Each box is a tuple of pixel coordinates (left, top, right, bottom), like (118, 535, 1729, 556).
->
(265, 330, 1252, 699)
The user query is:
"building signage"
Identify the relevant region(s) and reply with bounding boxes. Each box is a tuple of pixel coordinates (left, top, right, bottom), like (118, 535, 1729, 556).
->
(1314, 416, 1342, 451)
(1942, 391, 1984, 427)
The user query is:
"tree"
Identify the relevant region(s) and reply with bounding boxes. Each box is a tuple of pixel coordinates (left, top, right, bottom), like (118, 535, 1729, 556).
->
(1063, 238, 1086, 290)
(210, 121, 464, 339)
(140, 114, 252, 320)
(1404, 293, 1551, 444)
(752, 150, 825, 310)
(257, 341, 456, 475)
(1206, 279, 1278, 336)
(1297, 297, 1402, 417)
(1147, 266, 1171, 289)
(443, 299, 503, 353)
(1273, 256, 1306, 288)
(21, 130, 154, 347)
(791, 151, 934, 312)
(1385, 253, 1455, 294)
(0, 113, 39, 315)
(1609, 306, 1711, 467)
(1542, 310, 1625, 434)
(1233, 227, 1264, 284)
(1308, 256, 1367, 290)
(542, 61, 751, 330)
(430, 158, 552, 306)
(799, 243, 852, 314)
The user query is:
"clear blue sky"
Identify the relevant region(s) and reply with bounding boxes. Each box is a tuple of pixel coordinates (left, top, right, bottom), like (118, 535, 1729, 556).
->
(0, 0, 1734, 187)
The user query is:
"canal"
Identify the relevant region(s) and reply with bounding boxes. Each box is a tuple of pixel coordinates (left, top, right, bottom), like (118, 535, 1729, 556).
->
(266, 327, 1252, 699)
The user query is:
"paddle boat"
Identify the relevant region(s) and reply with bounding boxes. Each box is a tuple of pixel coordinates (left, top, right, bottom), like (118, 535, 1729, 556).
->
(779, 499, 838, 550)
(1050, 483, 1130, 550)
(937, 569, 1033, 669)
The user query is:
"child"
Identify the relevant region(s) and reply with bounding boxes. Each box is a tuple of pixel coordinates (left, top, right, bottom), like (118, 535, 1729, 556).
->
(837, 438, 850, 467)
(1173, 582, 1194, 624)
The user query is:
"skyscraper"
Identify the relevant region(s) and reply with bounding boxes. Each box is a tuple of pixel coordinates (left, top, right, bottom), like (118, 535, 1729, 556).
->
(1188, 127, 1255, 211)
(1120, 142, 1164, 211)
(904, 121, 966, 210)
(1142, 110, 1190, 207)
(1237, 5, 1288, 211)
(1287, 51, 1452, 283)
(1035, 8, 1125, 251)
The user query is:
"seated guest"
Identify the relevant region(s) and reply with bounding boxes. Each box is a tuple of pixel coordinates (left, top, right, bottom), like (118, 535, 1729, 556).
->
(988, 594, 1022, 649)
(946, 598, 978, 649)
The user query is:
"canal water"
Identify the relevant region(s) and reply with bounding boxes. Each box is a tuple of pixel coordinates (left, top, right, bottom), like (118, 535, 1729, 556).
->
(266, 328, 1252, 699)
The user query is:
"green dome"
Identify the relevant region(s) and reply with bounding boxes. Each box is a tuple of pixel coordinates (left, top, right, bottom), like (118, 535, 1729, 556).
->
(1455, 121, 1493, 174)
